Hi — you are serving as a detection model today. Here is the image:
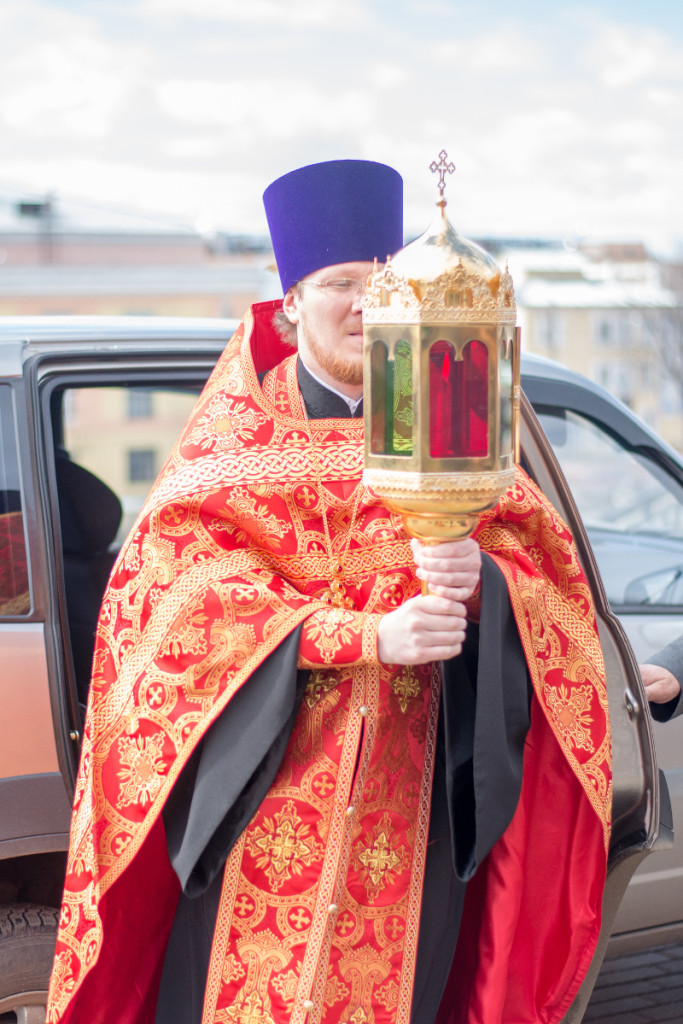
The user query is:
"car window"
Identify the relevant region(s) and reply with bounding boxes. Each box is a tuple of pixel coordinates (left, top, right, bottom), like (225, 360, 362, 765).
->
(62, 384, 200, 545)
(52, 382, 202, 704)
(0, 384, 30, 615)
(536, 407, 683, 608)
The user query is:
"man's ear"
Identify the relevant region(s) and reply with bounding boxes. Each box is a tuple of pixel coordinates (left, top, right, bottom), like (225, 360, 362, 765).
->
(282, 286, 301, 324)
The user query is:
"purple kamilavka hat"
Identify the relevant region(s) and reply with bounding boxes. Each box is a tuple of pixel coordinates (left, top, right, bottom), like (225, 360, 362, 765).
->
(263, 159, 403, 294)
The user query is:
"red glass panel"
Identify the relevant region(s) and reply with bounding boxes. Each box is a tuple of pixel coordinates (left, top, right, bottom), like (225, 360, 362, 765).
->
(429, 339, 488, 458)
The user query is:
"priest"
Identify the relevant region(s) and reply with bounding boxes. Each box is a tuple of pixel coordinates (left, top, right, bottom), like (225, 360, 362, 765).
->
(47, 159, 611, 1024)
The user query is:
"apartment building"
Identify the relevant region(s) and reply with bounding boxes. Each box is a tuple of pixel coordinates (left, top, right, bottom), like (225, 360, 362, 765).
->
(0, 188, 277, 317)
(500, 242, 682, 447)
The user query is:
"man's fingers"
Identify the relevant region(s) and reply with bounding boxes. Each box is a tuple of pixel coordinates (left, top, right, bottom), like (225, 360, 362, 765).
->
(377, 595, 469, 664)
(640, 663, 681, 704)
(416, 594, 466, 618)
(411, 536, 480, 562)
(425, 585, 471, 601)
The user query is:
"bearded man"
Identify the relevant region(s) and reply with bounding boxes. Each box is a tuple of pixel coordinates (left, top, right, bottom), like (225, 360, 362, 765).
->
(47, 160, 611, 1024)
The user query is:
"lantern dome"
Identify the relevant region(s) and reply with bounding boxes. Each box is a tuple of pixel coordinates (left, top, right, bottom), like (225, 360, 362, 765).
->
(363, 158, 516, 327)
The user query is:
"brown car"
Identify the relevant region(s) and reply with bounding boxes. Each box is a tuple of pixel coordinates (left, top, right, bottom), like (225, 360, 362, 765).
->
(0, 316, 675, 1023)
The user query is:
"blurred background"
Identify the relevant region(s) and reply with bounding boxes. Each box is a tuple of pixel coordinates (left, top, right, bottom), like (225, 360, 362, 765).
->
(1, 0, 682, 443)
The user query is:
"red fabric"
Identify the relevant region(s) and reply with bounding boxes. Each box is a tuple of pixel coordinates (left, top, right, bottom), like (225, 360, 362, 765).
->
(56, 817, 179, 1024)
(437, 703, 606, 1024)
(248, 298, 293, 372)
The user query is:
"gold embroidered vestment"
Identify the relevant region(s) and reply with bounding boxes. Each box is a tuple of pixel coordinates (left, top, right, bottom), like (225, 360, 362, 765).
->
(47, 306, 611, 1024)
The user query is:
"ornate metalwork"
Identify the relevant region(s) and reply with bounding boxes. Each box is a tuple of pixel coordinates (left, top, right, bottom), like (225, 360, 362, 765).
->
(363, 256, 516, 325)
(362, 150, 521, 543)
(429, 149, 456, 198)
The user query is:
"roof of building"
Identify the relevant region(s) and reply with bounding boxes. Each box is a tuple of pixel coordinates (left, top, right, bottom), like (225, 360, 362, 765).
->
(503, 245, 677, 310)
(0, 185, 198, 239)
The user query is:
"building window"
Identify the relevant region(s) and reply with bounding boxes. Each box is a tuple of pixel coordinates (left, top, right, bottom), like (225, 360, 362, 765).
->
(596, 317, 614, 345)
(535, 310, 565, 353)
(127, 389, 154, 419)
(128, 449, 156, 482)
(595, 312, 633, 347)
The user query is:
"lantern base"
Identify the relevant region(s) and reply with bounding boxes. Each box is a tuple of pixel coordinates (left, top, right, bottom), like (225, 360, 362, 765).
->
(363, 465, 515, 544)
(400, 510, 478, 543)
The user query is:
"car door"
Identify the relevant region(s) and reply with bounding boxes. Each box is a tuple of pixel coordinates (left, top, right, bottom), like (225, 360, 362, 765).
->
(28, 340, 225, 787)
(523, 369, 683, 960)
(518, 389, 668, 1022)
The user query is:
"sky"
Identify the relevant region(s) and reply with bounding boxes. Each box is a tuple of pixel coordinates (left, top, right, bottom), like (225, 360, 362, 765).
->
(0, 0, 682, 254)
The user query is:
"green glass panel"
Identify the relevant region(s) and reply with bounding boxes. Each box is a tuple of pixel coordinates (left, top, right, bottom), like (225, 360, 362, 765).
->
(388, 340, 413, 455)
(370, 341, 388, 453)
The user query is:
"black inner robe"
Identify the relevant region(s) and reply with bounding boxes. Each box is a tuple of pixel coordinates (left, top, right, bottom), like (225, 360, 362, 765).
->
(154, 361, 532, 1023)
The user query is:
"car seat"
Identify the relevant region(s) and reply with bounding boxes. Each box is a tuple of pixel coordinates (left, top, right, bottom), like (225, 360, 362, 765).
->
(55, 453, 122, 705)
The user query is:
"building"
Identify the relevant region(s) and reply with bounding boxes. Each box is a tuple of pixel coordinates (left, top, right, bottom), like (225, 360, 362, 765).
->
(0, 187, 278, 317)
(499, 242, 682, 447)
(0, 187, 281, 526)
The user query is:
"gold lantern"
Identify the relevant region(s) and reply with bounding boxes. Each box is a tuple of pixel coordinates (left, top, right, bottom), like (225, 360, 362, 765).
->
(362, 151, 521, 542)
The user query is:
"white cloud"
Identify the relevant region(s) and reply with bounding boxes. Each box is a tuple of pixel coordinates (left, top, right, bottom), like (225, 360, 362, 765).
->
(591, 25, 676, 88)
(433, 26, 543, 75)
(137, 0, 370, 28)
(0, 1, 681, 252)
(165, 136, 227, 159)
(370, 63, 409, 90)
(0, 1, 145, 140)
(154, 79, 375, 138)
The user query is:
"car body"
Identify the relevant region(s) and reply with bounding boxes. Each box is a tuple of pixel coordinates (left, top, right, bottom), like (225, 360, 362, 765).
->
(0, 316, 679, 1021)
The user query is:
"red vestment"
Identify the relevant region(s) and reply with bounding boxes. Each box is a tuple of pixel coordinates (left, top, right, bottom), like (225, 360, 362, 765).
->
(47, 302, 611, 1024)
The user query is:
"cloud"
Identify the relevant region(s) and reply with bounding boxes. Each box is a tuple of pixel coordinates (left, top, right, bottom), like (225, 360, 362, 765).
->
(432, 25, 544, 75)
(137, 0, 370, 28)
(154, 79, 376, 139)
(588, 24, 680, 88)
(0, 0, 681, 252)
(0, 1, 145, 140)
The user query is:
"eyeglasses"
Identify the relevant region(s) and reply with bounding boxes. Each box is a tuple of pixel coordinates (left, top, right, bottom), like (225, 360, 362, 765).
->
(300, 277, 369, 299)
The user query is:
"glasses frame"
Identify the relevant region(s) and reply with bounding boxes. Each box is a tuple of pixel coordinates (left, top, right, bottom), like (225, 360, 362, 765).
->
(300, 277, 369, 299)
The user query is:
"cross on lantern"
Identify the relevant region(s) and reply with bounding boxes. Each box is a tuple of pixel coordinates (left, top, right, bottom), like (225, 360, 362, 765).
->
(429, 149, 455, 198)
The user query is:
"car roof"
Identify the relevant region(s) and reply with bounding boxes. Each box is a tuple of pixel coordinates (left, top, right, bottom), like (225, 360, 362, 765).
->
(0, 314, 239, 347)
(0, 313, 605, 374)
(0, 315, 240, 377)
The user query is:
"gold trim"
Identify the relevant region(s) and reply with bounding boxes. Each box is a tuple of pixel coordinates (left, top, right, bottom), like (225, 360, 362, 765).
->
(395, 663, 440, 1023)
(363, 466, 515, 504)
(486, 543, 612, 848)
(299, 666, 379, 1024)
(363, 256, 516, 325)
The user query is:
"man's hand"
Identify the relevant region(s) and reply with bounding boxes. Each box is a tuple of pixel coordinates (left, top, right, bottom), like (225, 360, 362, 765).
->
(376, 537, 482, 665)
(640, 664, 682, 704)
(377, 594, 468, 665)
(411, 536, 482, 600)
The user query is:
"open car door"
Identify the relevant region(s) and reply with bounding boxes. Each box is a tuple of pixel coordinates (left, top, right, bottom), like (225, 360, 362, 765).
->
(520, 391, 673, 1022)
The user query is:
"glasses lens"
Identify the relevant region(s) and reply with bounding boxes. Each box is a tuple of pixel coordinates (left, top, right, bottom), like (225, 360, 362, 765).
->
(325, 278, 366, 297)
(327, 279, 355, 293)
